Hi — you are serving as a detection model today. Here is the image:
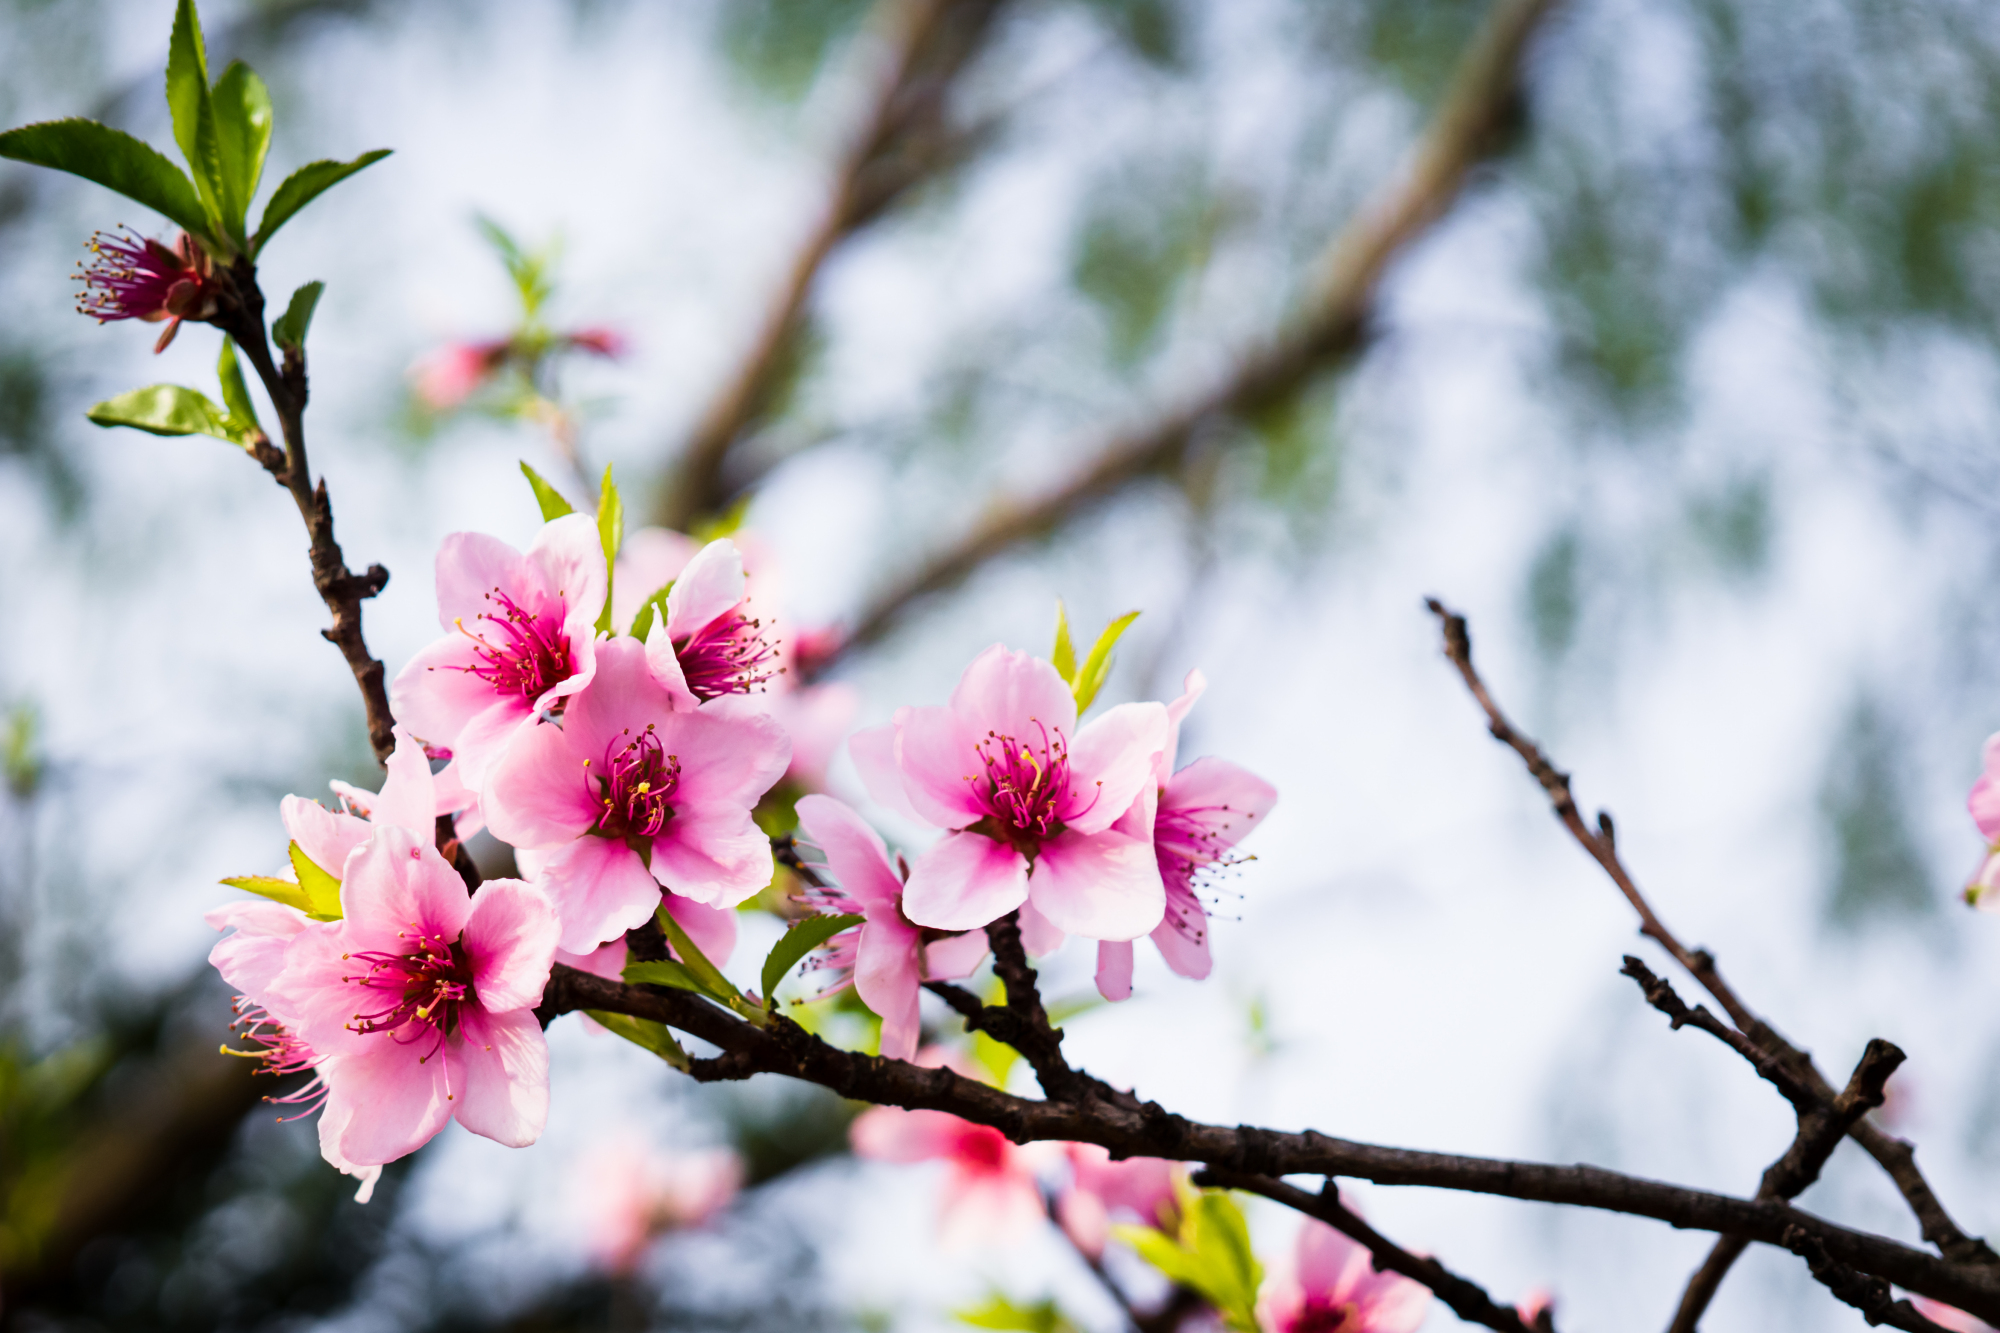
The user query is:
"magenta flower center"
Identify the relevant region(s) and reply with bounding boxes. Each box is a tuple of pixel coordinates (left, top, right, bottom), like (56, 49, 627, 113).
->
(1291, 1300, 1357, 1333)
(676, 606, 779, 700)
(345, 929, 476, 1052)
(972, 723, 1083, 849)
(589, 725, 681, 841)
(949, 1122, 1013, 1174)
(75, 228, 212, 324)
(456, 589, 573, 703)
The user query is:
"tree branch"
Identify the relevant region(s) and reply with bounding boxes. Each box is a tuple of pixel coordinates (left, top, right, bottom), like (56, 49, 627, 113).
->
(654, 0, 1011, 531)
(817, 0, 1560, 669)
(540, 965, 2000, 1316)
(217, 261, 396, 764)
(1197, 1171, 1545, 1333)
(1781, 1225, 1957, 1333)
(1424, 598, 1997, 1272)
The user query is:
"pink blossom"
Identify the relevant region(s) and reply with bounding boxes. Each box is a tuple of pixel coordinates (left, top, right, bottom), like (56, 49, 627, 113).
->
(850, 1063, 1055, 1248)
(1256, 1217, 1431, 1333)
(1515, 1288, 1555, 1329)
(641, 538, 781, 707)
(1055, 1143, 1182, 1259)
(390, 514, 607, 788)
(1095, 670, 1276, 1002)
(528, 842, 742, 966)
(793, 794, 987, 1059)
(852, 645, 1169, 939)
(767, 681, 861, 789)
(206, 900, 381, 1200)
(411, 338, 510, 411)
(270, 825, 559, 1166)
(564, 326, 629, 360)
(1967, 732, 2000, 908)
(282, 726, 458, 881)
(582, 1138, 741, 1274)
(483, 637, 790, 953)
(1913, 1299, 1996, 1333)
(75, 228, 217, 352)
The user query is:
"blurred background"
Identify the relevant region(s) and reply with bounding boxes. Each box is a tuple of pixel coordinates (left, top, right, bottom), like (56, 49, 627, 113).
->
(5, 0, 2000, 1328)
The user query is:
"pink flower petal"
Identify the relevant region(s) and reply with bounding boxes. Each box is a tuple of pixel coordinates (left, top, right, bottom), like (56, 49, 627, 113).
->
(903, 832, 1030, 931)
(795, 794, 903, 913)
(850, 1106, 965, 1161)
(526, 513, 608, 631)
(613, 526, 699, 629)
(462, 878, 559, 1013)
(558, 637, 683, 760)
(647, 802, 775, 909)
(554, 937, 629, 981)
(280, 795, 371, 880)
(642, 622, 701, 712)
(449, 1007, 551, 1148)
(894, 706, 990, 829)
(854, 916, 924, 1060)
(1095, 940, 1134, 1002)
(1017, 898, 1066, 955)
(949, 644, 1076, 748)
(434, 531, 532, 629)
(850, 718, 923, 824)
(365, 726, 439, 838)
(206, 900, 310, 1002)
(1160, 756, 1278, 859)
(656, 698, 791, 809)
(1026, 828, 1162, 940)
(1151, 878, 1213, 980)
(338, 826, 474, 948)
(663, 891, 739, 967)
(540, 835, 665, 954)
(1063, 701, 1169, 836)
(483, 719, 599, 849)
(923, 931, 990, 980)
(322, 1040, 454, 1166)
(664, 539, 746, 641)
(1972, 732, 2000, 841)
(1160, 668, 1207, 782)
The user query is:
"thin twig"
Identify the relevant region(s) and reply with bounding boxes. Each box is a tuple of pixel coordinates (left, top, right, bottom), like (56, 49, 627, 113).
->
(1425, 598, 1997, 1272)
(1781, 1225, 1957, 1332)
(818, 0, 1561, 669)
(654, 0, 1009, 530)
(541, 965, 2000, 1317)
(1197, 1171, 1544, 1333)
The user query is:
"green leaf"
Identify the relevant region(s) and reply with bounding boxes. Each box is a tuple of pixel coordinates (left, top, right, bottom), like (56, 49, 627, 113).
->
(287, 841, 343, 919)
(209, 61, 272, 234)
(1115, 1189, 1263, 1333)
(165, 0, 228, 239)
(652, 903, 768, 1023)
(0, 119, 211, 241)
(621, 958, 710, 994)
(219, 874, 313, 915)
(1051, 600, 1077, 684)
(955, 1295, 1077, 1333)
(628, 582, 673, 642)
(519, 460, 576, 521)
(595, 463, 622, 635)
(270, 280, 323, 352)
(1072, 610, 1140, 713)
(216, 339, 260, 433)
(760, 912, 864, 1006)
(250, 150, 391, 255)
(86, 384, 257, 449)
(584, 1011, 690, 1070)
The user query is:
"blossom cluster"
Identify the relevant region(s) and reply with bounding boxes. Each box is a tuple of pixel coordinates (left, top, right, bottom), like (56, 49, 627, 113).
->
(206, 505, 1274, 1199)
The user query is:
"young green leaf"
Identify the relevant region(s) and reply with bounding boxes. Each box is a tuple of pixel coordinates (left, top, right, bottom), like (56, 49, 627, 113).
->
(595, 463, 623, 635)
(654, 904, 769, 1023)
(954, 1295, 1077, 1333)
(0, 120, 211, 241)
(210, 61, 273, 233)
(287, 841, 344, 919)
(165, 0, 228, 238)
(216, 339, 261, 432)
(1071, 610, 1140, 713)
(585, 1010, 691, 1070)
(627, 583, 673, 642)
(621, 958, 709, 994)
(519, 460, 576, 521)
(250, 150, 391, 255)
(1051, 600, 1077, 684)
(86, 384, 256, 449)
(218, 874, 313, 916)
(1115, 1189, 1263, 1333)
(759, 913, 864, 1007)
(270, 280, 323, 352)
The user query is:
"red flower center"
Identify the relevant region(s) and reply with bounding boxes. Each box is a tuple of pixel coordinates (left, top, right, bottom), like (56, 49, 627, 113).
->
(1292, 1299, 1356, 1333)
(675, 605, 779, 700)
(972, 722, 1086, 849)
(456, 589, 573, 703)
(589, 725, 681, 841)
(345, 929, 475, 1055)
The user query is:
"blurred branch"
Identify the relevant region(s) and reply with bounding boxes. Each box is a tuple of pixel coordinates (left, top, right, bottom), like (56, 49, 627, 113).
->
(653, 0, 1011, 531)
(821, 0, 1560, 668)
(1423, 597, 2000, 1275)
(1197, 1171, 1547, 1333)
(542, 964, 2000, 1316)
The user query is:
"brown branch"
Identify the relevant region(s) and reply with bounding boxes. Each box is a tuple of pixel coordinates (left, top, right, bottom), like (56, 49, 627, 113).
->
(983, 910, 1086, 1100)
(540, 965, 2000, 1317)
(1198, 1171, 1544, 1333)
(217, 260, 396, 765)
(818, 0, 1559, 669)
(1425, 598, 1997, 1272)
(654, 0, 1010, 531)
(1781, 1225, 1957, 1333)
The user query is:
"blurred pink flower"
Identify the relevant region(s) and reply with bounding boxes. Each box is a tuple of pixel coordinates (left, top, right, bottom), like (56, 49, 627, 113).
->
(1055, 1143, 1182, 1259)
(1516, 1287, 1555, 1329)
(851, 645, 1168, 938)
(1095, 670, 1277, 1001)
(583, 1138, 741, 1274)
(271, 826, 558, 1167)
(484, 637, 789, 953)
(390, 514, 607, 788)
(411, 337, 511, 411)
(1913, 1299, 1997, 1333)
(1256, 1217, 1431, 1333)
(793, 794, 986, 1059)
(850, 1103, 1050, 1249)
(564, 325, 629, 359)
(1967, 732, 2000, 907)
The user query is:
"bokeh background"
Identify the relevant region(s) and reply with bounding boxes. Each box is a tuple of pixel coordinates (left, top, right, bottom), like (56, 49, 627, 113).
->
(5, 0, 2000, 1328)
